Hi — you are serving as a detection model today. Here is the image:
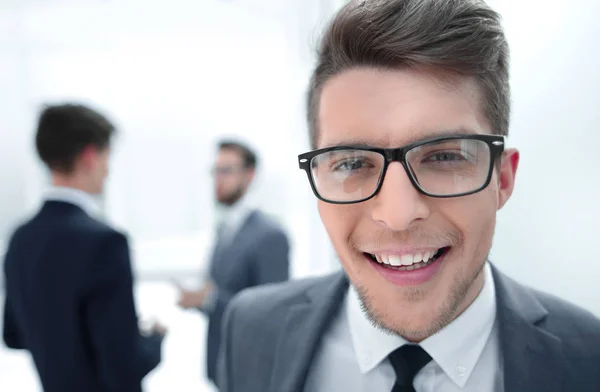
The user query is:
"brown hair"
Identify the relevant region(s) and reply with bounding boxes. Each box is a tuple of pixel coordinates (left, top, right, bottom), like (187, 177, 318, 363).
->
(36, 103, 116, 173)
(218, 139, 258, 169)
(307, 0, 510, 148)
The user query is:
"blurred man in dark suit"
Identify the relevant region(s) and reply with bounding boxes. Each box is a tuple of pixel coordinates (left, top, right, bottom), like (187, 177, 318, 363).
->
(2, 103, 166, 392)
(176, 140, 290, 388)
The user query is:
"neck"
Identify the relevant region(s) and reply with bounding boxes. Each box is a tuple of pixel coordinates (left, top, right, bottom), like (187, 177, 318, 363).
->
(51, 173, 93, 194)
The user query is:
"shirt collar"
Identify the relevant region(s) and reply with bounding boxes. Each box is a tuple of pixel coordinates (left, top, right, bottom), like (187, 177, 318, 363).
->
(219, 195, 253, 231)
(44, 186, 100, 217)
(347, 262, 496, 388)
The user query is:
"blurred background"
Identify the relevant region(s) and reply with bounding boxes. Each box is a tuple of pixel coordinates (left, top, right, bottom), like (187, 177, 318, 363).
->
(0, 0, 598, 391)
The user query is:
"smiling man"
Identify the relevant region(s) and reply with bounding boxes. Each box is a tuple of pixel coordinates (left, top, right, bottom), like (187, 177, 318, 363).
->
(217, 1, 600, 391)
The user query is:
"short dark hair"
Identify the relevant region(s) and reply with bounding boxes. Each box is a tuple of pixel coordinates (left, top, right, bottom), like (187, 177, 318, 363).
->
(35, 103, 116, 173)
(307, 0, 510, 149)
(218, 140, 258, 169)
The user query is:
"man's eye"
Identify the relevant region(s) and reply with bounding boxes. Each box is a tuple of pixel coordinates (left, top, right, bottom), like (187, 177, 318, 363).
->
(332, 159, 366, 171)
(424, 152, 465, 163)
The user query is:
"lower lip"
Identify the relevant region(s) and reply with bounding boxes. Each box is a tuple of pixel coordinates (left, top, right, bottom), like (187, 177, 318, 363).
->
(368, 252, 446, 286)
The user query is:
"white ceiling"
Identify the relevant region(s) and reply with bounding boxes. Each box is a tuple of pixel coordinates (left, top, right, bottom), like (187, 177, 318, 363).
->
(0, 0, 103, 8)
(0, 0, 293, 13)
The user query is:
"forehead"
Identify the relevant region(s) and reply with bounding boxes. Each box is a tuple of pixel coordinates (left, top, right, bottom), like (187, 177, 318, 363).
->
(216, 148, 243, 164)
(317, 67, 490, 148)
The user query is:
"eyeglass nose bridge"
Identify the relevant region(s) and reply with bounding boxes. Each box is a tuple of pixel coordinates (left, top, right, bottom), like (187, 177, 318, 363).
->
(378, 147, 416, 193)
(383, 147, 407, 165)
(378, 146, 428, 198)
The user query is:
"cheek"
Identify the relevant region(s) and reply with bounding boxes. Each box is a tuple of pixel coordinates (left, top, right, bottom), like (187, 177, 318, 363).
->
(217, 178, 232, 191)
(222, 179, 232, 189)
(442, 193, 497, 255)
(317, 202, 360, 252)
(318, 200, 354, 242)
(317, 202, 337, 237)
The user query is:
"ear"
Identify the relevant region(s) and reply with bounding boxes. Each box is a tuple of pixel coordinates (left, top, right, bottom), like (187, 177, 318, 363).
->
(78, 145, 98, 171)
(497, 148, 519, 210)
(246, 167, 256, 184)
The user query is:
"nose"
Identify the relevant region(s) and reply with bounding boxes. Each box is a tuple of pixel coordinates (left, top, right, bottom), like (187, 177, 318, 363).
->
(370, 162, 430, 231)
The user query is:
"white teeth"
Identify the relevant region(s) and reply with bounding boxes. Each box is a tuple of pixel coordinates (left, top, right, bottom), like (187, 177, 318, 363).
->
(400, 254, 413, 266)
(375, 255, 389, 265)
(388, 256, 402, 266)
(372, 249, 441, 267)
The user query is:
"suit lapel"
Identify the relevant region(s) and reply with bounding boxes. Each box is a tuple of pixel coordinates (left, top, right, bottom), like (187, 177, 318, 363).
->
(229, 210, 257, 249)
(268, 272, 348, 392)
(492, 265, 565, 392)
(209, 211, 257, 277)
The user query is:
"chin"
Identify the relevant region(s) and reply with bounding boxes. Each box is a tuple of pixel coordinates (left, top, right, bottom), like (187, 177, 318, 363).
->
(362, 287, 453, 340)
(351, 250, 469, 335)
(356, 286, 442, 339)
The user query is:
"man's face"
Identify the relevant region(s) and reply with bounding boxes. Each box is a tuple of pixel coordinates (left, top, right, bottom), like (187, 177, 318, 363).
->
(214, 148, 253, 206)
(316, 68, 519, 341)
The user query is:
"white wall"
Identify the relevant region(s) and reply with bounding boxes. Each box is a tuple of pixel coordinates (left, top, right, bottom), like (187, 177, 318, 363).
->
(0, 0, 342, 279)
(0, 0, 599, 315)
(488, 0, 600, 315)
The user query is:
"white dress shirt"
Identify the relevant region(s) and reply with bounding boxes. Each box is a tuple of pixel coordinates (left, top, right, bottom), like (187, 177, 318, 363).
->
(44, 186, 100, 217)
(304, 262, 503, 392)
(215, 196, 254, 247)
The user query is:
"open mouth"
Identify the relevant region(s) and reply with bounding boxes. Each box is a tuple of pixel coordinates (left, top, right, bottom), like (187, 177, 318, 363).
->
(364, 247, 450, 272)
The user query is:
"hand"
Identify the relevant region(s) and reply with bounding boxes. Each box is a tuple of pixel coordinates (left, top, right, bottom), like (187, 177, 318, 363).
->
(150, 321, 167, 336)
(140, 318, 168, 337)
(175, 281, 215, 310)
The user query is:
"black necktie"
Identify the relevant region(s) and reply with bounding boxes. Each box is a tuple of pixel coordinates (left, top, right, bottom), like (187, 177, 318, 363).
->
(389, 344, 432, 392)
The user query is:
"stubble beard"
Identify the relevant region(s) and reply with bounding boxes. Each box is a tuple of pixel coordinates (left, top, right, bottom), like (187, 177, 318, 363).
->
(218, 184, 246, 206)
(354, 255, 487, 342)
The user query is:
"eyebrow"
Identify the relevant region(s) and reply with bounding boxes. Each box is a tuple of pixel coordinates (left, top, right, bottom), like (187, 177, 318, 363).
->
(320, 127, 482, 149)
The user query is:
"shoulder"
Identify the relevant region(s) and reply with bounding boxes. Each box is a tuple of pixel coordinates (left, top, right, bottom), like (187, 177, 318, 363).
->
(535, 288, 600, 341)
(227, 273, 339, 325)
(6, 212, 43, 245)
(65, 219, 128, 257)
(58, 215, 128, 257)
(534, 289, 600, 379)
(76, 214, 121, 238)
(96, 229, 129, 251)
(493, 266, 600, 361)
(4, 215, 122, 256)
(509, 278, 600, 358)
(250, 211, 286, 235)
(246, 211, 289, 248)
(34, 204, 120, 241)
(6, 222, 27, 244)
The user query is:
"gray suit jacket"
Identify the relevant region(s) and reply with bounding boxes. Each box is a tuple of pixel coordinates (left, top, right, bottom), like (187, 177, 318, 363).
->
(204, 210, 289, 384)
(218, 264, 600, 392)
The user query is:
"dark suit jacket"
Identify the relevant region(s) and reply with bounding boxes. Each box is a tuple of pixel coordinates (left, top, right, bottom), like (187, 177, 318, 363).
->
(2, 201, 163, 392)
(219, 264, 600, 392)
(203, 210, 289, 384)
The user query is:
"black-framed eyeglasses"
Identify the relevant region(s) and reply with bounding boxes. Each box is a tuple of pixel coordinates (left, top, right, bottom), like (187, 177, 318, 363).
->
(298, 134, 505, 204)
